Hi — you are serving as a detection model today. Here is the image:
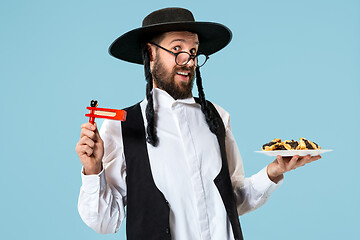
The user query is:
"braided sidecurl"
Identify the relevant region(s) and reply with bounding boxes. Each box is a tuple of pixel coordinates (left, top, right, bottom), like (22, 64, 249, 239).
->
(143, 47, 158, 146)
(196, 67, 219, 135)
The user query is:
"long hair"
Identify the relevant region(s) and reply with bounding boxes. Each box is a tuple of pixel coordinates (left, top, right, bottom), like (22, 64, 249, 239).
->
(195, 67, 219, 135)
(143, 46, 158, 146)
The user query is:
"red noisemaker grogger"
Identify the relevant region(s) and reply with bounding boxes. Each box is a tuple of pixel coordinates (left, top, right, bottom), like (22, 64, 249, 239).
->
(85, 100, 127, 124)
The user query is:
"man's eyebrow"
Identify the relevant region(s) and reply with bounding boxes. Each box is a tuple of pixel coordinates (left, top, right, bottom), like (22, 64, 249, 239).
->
(170, 39, 199, 45)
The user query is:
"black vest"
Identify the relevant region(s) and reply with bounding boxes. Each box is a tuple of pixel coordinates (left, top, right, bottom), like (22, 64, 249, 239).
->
(121, 100, 243, 240)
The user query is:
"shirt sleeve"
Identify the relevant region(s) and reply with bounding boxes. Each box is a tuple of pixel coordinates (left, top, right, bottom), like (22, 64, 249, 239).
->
(78, 120, 127, 234)
(213, 103, 283, 216)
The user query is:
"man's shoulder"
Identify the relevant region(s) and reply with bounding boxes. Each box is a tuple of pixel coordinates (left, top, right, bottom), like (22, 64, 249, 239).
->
(207, 100, 231, 129)
(206, 100, 229, 117)
(208, 101, 227, 114)
(99, 118, 122, 138)
(122, 100, 144, 110)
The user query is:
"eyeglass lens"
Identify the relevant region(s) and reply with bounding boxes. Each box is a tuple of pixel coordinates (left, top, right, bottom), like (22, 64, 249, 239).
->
(176, 52, 207, 67)
(196, 54, 207, 67)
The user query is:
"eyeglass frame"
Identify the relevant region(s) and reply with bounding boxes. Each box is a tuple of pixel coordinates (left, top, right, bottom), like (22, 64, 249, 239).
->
(149, 42, 209, 67)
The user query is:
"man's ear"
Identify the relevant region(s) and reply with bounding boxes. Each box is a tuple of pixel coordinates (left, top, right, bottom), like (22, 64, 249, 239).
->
(146, 43, 155, 61)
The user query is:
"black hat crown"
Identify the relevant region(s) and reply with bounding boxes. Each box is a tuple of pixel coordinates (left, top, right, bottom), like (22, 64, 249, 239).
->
(142, 8, 195, 26)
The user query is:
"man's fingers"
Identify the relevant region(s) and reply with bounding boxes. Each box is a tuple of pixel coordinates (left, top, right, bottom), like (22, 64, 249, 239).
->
(310, 155, 322, 162)
(94, 126, 102, 140)
(79, 136, 95, 148)
(81, 122, 96, 131)
(76, 144, 94, 157)
(80, 123, 102, 142)
(271, 154, 322, 177)
(80, 128, 97, 140)
(300, 155, 321, 165)
(296, 155, 311, 168)
(287, 155, 300, 171)
(277, 155, 286, 170)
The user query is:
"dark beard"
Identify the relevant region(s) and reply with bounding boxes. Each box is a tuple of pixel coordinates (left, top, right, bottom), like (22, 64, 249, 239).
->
(152, 58, 195, 100)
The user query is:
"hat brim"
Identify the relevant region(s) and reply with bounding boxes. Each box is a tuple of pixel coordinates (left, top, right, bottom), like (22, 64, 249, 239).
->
(109, 21, 232, 64)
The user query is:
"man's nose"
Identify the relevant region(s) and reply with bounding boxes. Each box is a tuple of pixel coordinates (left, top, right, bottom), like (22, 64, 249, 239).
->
(186, 56, 196, 67)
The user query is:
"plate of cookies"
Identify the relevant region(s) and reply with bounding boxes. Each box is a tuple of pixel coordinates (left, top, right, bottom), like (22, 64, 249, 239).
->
(255, 138, 333, 157)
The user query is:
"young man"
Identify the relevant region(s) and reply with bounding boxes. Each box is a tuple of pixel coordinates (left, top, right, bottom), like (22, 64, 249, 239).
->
(76, 7, 321, 240)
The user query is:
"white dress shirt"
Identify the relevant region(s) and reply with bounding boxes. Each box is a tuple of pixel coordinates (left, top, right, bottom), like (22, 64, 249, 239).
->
(78, 88, 282, 239)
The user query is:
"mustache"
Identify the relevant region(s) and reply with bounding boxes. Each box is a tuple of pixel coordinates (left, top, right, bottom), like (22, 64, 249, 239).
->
(174, 66, 195, 72)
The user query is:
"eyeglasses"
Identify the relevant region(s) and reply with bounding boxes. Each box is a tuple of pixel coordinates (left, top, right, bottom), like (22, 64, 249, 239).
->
(150, 42, 209, 67)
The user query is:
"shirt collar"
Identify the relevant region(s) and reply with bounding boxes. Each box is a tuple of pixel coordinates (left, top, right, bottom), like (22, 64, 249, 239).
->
(146, 88, 196, 110)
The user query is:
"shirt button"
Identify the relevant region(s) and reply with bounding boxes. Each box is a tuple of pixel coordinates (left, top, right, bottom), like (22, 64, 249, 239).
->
(165, 227, 170, 234)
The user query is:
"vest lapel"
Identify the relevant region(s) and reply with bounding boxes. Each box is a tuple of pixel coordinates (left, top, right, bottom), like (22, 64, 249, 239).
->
(122, 102, 171, 240)
(199, 99, 244, 240)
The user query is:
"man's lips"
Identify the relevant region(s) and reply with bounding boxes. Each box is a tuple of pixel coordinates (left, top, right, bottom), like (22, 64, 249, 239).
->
(175, 68, 194, 82)
(176, 71, 190, 81)
(176, 71, 189, 76)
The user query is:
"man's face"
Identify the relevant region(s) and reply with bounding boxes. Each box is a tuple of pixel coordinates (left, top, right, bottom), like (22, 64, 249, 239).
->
(149, 31, 199, 100)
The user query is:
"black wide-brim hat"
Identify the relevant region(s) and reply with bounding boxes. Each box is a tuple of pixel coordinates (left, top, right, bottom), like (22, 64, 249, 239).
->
(109, 7, 232, 64)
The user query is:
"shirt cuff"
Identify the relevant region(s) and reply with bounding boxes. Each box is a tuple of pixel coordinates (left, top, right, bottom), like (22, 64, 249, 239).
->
(80, 167, 107, 194)
(250, 167, 283, 196)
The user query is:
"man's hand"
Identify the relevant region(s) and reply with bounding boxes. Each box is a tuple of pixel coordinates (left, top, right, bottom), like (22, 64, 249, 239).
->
(267, 155, 322, 183)
(75, 122, 104, 175)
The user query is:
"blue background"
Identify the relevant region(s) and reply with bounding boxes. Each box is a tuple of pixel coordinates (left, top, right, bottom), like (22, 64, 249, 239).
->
(1, 0, 359, 239)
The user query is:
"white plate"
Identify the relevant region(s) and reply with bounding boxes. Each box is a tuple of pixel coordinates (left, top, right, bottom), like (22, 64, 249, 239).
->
(255, 149, 333, 157)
